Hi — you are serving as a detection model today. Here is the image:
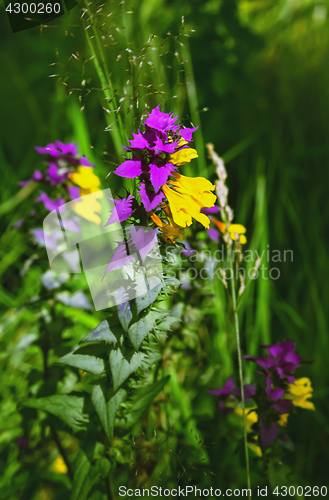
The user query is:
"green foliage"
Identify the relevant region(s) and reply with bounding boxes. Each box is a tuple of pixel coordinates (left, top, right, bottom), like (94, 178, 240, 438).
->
(19, 395, 89, 433)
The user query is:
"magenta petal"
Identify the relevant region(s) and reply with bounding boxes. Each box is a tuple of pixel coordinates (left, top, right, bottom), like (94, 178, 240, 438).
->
(129, 130, 150, 150)
(36, 193, 65, 212)
(208, 227, 220, 242)
(149, 162, 174, 193)
(273, 400, 293, 413)
(104, 243, 135, 276)
(180, 126, 198, 142)
(114, 159, 143, 178)
(260, 422, 278, 450)
(143, 105, 179, 133)
(128, 226, 158, 261)
(153, 136, 178, 154)
(139, 182, 165, 212)
(68, 186, 81, 200)
(104, 195, 136, 225)
(232, 383, 257, 402)
(201, 206, 220, 215)
(208, 376, 235, 397)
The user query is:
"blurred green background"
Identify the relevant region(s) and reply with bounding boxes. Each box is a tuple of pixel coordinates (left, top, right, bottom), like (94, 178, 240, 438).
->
(1, 0, 329, 494)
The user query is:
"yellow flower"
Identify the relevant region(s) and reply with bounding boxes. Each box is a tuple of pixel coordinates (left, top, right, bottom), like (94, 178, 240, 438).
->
(278, 413, 289, 426)
(171, 173, 217, 208)
(69, 166, 103, 225)
(53, 456, 68, 474)
(284, 377, 315, 411)
(72, 193, 103, 225)
(162, 173, 216, 229)
(234, 407, 258, 432)
(168, 148, 198, 166)
(234, 408, 262, 457)
(69, 166, 101, 191)
(213, 218, 247, 244)
(150, 212, 185, 243)
(162, 184, 212, 228)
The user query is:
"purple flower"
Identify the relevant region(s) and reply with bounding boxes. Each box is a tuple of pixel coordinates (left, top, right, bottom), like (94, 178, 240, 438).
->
(139, 182, 165, 212)
(19, 170, 43, 186)
(201, 206, 220, 215)
(104, 241, 136, 276)
(144, 105, 180, 134)
(209, 377, 256, 413)
(180, 126, 198, 142)
(68, 186, 81, 200)
(16, 437, 28, 449)
(104, 195, 137, 225)
(114, 158, 143, 178)
(149, 163, 175, 193)
(128, 226, 158, 261)
(35, 141, 93, 167)
(46, 162, 69, 185)
(244, 340, 304, 383)
(36, 193, 65, 212)
(260, 422, 278, 450)
(207, 227, 220, 242)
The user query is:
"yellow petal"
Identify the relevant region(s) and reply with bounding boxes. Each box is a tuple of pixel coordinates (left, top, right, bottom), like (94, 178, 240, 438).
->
(168, 148, 199, 166)
(239, 234, 247, 244)
(229, 224, 246, 234)
(53, 456, 68, 474)
(69, 166, 101, 190)
(278, 413, 289, 427)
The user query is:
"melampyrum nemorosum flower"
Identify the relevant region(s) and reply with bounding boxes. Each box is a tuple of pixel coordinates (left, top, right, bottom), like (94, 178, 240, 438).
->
(284, 377, 315, 411)
(106, 106, 217, 243)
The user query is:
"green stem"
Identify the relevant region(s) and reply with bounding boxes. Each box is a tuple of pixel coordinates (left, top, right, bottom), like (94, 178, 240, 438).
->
(228, 249, 251, 494)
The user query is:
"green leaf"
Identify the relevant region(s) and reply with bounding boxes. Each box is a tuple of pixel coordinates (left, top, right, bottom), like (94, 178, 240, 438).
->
(115, 376, 169, 429)
(147, 309, 180, 334)
(56, 346, 105, 376)
(19, 395, 89, 433)
(117, 302, 133, 331)
(128, 315, 154, 350)
(135, 283, 162, 314)
(70, 450, 99, 500)
(109, 349, 145, 391)
(91, 384, 126, 442)
(80, 320, 117, 345)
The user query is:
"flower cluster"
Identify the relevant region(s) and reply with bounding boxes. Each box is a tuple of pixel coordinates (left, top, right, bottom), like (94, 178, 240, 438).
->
(17, 142, 103, 242)
(210, 341, 314, 454)
(107, 106, 217, 243)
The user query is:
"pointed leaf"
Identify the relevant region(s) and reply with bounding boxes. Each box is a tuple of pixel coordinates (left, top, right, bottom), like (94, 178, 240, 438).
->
(128, 315, 154, 350)
(70, 450, 99, 500)
(80, 320, 117, 344)
(109, 349, 145, 391)
(135, 283, 162, 314)
(56, 347, 105, 375)
(117, 301, 133, 331)
(91, 385, 126, 442)
(19, 395, 89, 433)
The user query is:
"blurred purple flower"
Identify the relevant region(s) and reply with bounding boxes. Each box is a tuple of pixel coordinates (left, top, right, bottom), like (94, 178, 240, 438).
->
(244, 340, 304, 384)
(260, 422, 278, 450)
(35, 141, 93, 167)
(209, 377, 256, 413)
(16, 437, 28, 449)
(36, 193, 65, 212)
(19, 170, 43, 187)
